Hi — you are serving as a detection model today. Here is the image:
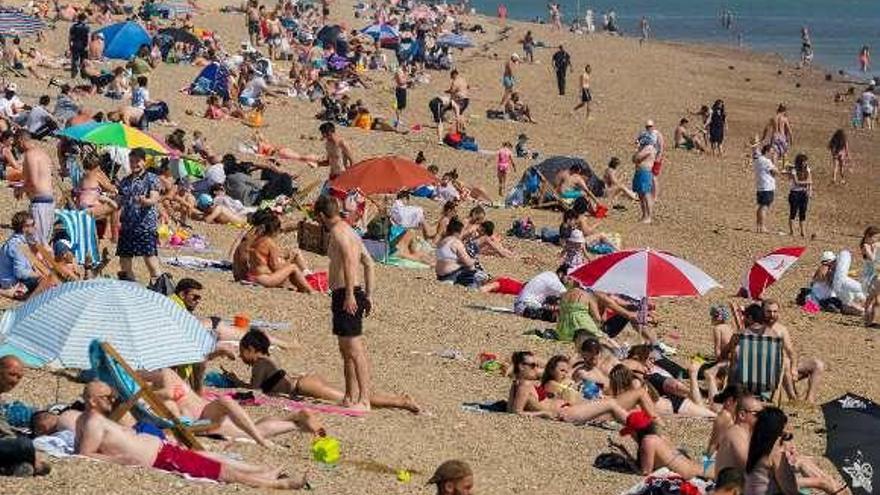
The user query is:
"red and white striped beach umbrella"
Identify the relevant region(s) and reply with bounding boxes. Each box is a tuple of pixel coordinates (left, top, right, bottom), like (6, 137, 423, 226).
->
(568, 248, 721, 299)
(738, 246, 806, 300)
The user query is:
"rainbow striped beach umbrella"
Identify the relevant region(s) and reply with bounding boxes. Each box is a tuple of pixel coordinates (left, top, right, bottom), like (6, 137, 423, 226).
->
(58, 122, 169, 154)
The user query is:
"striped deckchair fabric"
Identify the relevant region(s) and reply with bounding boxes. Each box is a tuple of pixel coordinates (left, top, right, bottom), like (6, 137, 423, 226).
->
(55, 209, 101, 265)
(733, 334, 784, 400)
(89, 340, 213, 450)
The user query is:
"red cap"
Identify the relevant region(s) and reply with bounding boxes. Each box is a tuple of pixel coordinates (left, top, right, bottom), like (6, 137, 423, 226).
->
(620, 410, 653, 436)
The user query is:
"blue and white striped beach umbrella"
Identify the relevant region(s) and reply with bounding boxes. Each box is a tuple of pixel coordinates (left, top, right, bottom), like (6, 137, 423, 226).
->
(0, 279, 216, 370)
(0, 8, 46, 38)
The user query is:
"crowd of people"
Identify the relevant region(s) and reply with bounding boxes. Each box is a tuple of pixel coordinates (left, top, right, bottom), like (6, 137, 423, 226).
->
(0, 0, 874, 493)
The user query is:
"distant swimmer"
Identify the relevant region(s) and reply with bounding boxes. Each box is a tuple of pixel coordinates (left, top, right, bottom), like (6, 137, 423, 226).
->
(859, 46, 871, 73)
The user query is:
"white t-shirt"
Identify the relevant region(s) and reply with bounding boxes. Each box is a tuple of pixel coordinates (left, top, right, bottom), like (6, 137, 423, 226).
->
(861, 91, 877, 114)
(240, 76, 268, 100)
(753, 154, 777, 192)
(204, 163, 226, 186)
(515, 271, 566, 310)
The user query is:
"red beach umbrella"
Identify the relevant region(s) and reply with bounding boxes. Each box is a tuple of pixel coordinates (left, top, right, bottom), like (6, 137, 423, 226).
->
(738, 246, 806, 299)
(329, 155, 436, 196)
(568, 248, 721, 299)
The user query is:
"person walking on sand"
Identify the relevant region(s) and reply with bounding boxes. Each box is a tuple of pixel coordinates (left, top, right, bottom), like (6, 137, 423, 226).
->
(521, 30, 535, 63)
(501, 53, 519, 108)
(116, 148, 162, 282)
(552, 45, 572, 96)
(15, 131, 54, 246)
(393, 64, 408, 129)
(573, 65, 593, 119)
(549, 3, 562, 30)
(786, 153, 812, 238)
(494, 141, 516, 198)
(763, 104, 793, 165)
(639, 16, 650, 46)
(68, 13, 89, 79)
(315, 195, 374, 411)
(753, 144, 778, 234)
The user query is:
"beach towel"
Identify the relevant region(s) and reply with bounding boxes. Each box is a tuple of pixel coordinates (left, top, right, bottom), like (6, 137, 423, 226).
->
(620, 468, 711, 495)
(161, 255, 232, 272)
(465, 304, 516, 314)
(203, 388, 366, 418)
(55, 209, 101, 265)
(33, 430, 75, 457)
(460, 400, 508, 413)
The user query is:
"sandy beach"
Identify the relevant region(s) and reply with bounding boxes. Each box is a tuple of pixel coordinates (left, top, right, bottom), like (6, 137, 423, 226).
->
(1, 1, 879, 494)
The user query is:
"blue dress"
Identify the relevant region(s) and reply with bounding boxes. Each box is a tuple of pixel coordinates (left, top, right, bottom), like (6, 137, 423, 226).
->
(116, 171, 161, 257)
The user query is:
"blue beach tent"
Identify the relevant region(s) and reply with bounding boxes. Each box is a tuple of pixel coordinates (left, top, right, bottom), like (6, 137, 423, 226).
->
(189, 62, 230, 100)
(96, 21, 152, 60)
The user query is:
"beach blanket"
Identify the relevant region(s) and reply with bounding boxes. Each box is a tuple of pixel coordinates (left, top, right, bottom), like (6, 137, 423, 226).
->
(465, 304, 515, 314)
(161, 255, 232, 272)
(33, 430, 75, 457)
(203, 388, 367, 418)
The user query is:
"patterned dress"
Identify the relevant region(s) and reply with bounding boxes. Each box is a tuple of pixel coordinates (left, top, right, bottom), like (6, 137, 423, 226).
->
(116, 171, 161, 257)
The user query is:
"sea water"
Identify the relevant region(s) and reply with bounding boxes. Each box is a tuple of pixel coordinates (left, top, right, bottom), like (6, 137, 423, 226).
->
(469, 0, 879, 76)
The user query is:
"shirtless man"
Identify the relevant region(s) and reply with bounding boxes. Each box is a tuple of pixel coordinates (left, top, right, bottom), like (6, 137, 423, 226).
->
(315, 195, 374, 411)
(447, 69, 470, 114)
(16, 130, 54, 246)
(554, 165, 601, 205)
(317, 122, 355, 180)
(500, 53, 519, 108)
(763, 104, 793, 165)
(245, 0, 261, 47)
(674, 118, 705, 152)
(714, 395, 762, 476)
(140, 368, 324, 446)
(631, 133, 656, 224)
(572, 64, 593, 119)
(265, 12, 283, 60)
(760, 299, 825, 403)
(393, 64, 408, 129)
(704, 305, 736, 394)
(74, 382, 307, 489)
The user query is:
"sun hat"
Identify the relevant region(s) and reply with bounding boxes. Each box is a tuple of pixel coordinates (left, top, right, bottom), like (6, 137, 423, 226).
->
(568, 229, 586, 244)
(427, 460, 473, 485)
(620, 410, 653, 436)
(820, 251, 837, 263)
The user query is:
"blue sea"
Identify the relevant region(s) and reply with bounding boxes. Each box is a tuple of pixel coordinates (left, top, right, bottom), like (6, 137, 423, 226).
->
(469, 0, 879, 76)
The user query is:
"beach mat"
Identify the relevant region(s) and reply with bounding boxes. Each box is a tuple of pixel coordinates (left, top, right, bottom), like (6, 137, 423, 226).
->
(161, 255, 232, 272)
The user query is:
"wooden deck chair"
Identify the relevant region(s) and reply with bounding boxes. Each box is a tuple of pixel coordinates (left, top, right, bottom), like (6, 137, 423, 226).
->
(732, 334, 784, 405)
(89, 340, 215, 450)
(531, 169, 572, 210)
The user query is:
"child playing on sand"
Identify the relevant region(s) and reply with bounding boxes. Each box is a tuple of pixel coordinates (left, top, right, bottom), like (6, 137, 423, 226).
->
(494, 141, 516, 197)
(222, 329, 420, 413)
(561, 228, 589, 267)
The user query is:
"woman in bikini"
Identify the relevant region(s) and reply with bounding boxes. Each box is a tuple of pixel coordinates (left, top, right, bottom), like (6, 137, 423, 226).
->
(621, 345, 716, 418)
(224, 329, 420, 412)
(77, 156, 119, 241)
(827, 129, 850, 185)
(252, 130, 319, 164)
(609, 409, 708, 479)
(232, 209, 314, 293)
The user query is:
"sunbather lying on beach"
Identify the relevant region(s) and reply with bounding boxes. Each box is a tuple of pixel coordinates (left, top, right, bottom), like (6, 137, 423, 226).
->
(139, 367, 324, 446)
(74, 382, 308, 489)
(247, 131, 320, 164)
(222, 329, 421, 413)
(507, 351, 634, 425)
(231, 209, 314, 292)
(608, 410, 708, 479)
(620, 346, 716, 418)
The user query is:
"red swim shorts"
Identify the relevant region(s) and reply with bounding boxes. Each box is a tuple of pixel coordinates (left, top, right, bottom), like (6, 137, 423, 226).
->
(153, 442, 222, 481)
(651, 158, 663, 176)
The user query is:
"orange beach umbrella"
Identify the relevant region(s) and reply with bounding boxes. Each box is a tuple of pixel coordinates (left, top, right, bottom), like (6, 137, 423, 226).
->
(329, 155, 436, 196)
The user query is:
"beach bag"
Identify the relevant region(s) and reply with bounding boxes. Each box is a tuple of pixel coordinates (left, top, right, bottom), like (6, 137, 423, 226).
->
(593, 452, 633, 474)
(443, 132, 462, 148)
(509, 217, 536, 239)
(147, 272, 175, 296)
(795, 287, 811, 306)
(459, 137, 478, 152)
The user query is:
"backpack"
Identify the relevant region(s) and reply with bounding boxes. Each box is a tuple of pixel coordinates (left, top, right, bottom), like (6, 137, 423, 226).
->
(508, 217, 536, 239)
(147, 272, 176, 296)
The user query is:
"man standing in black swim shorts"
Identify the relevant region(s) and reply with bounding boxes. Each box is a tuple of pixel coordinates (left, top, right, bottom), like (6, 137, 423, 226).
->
(315, 195, 374, 411)
(552, 45, 572, 96)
